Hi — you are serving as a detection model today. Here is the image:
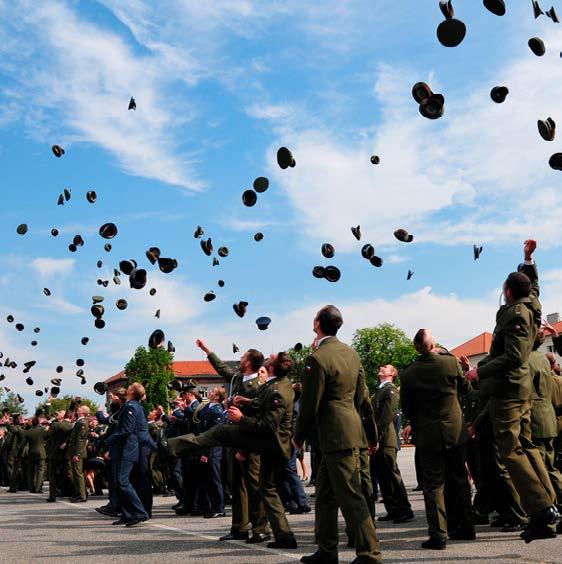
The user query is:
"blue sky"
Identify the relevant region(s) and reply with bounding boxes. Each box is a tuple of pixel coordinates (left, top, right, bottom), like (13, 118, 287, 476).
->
(2, 0, 562, 409)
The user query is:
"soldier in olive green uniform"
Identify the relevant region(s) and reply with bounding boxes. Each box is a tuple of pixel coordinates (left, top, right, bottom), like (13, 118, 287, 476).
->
(401, 330, 474, 550)
(195, 339, 268, 543)
(6, 415, 25, 492)
(373, 364, 413, 523)
(23, 418, 47, 493)
(548, 333, 562, 471)
(67, 406, 90, 502)
(466, 241, 558, 542)
(46, 411, 73, 501)
(529, 342, 562, 504)
(295, 306, 381, 564)
(168, 352, 297, 549)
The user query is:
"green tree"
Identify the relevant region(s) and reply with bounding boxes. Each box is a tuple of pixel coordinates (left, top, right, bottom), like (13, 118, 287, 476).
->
(287, 344, 314, 382)
(352, 324, 417, 392)
(125, 346, 174, 412)
(0, 389, 27, 415)
(36, 394, 98, 417)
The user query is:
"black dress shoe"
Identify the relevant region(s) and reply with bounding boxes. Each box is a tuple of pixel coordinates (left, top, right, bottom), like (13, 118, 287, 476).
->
(172, 501, 183, 510)
(96, 507, 118, 517)
(301, 549, 338, 563)
(70, 497, 87, 503)
(204, 512, 226, 519)
(219, 531, 248, 541)
(175, 507, 191, 515)
(46, 497, 57, 503)
(126, 517, 149, 527)
(393, 512, 415, 524)
(448, 529, 476, 540)
(531, 506, 560, 526)
(421, 537, 446, 550)
(520, 524, 557, 543)
(289, 505, 311, 514)
(112, 518, 127, 525)
(267, 535, 297, 549)
(246, 532, 271, 544)
(377, 514, 394, 521)
(350, 557, 377, 564)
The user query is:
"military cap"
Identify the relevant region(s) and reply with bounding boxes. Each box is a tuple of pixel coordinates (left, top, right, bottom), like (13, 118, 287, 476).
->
(549, 153, 562, 170)
(128, 97, 136, 110)
(407, 270, 414, 280)
(91, 304, 105, 318)
(253, 177, 269, 193)
(51, 386, 60, 396)
(99, 223, 118, 239)
(233, 301, 248, 318)
(116, 299, 128, 310)
(95, 318, 106, 329)
(76, 368, 84, 377)
(436, 2, 466, 48)
(168, 341, 175, 353)
(153, 309, 160, 319)
(57, 194, 65, 206)
(242, 189, 257, 207)
(119, 259, 136, 275)
(370, 256, 383, 267)
(180, 379, 197, 392)
(31, 340, 37, 346)
(33, 327, 40, 334)
(148, 329, 165, 349)
(323, 266, 341, 282)
(73, 235, 84, 247)
(76, 359, 85, 367)
(86, 190, 97, 203)
(473, 245, 483, 260)
(277, 147, 296, 169)
(538, 118, 556, 141)
(149, 288, 157, 296)
(528, 37, 546, 56)
(483, 0, 506, 16)
(312, 266, 325, 278)
(94, 382, 108, 395)
(533, 1, 544, 18)
(92, 295, 104, 304)
(146, 247, 161, 265)
(254, 232, 264, 241)
(361, 244, 375, 259)
(6, 315, 14, 323)
(256, 316, 271, 330)
(321, 243, 335, 258)
(204, 291, 216, 302)
(194, 225, 204, 238)
(351, 225, 361, 240)
(232, 343, 240, 353)
(218, 280, 225, 287)
(200, 238, 213, 256)
(64, 189, 71, 202)
(129, 269, 147, 290)
(35, 390, 43, 397)
(546, 6, 559, 22)
(370, 155, 380, 165)
(25, 377, 33, 385)
(490, 86, 509, 103)
(168, 379, 182, 391)
(419, 93, 445, 119)
(158, 258, 177, 273)
(97, 260, 103, 268)
(52, 144, 65, 158)
(16, 224, 28, 235)
(217, 246, 229, 258)
(212, 257, 219, 266)
(412, 82, 433, 103)
(394, 228, 414, 243)
(294, 342, 303, 352)
(43, 288, 51, 297)
(104, 243, 112, 252)
(23, 360, 36, 372)
(51, 228, 59, 237)
(51, 378, 62, 386)
(15, 323, 24, 331)
(56, 365, 64, 373)
(81, 337, 89, 345)
(68, 244, 77, 253)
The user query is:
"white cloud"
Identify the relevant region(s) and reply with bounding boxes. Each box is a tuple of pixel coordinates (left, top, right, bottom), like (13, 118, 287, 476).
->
(31, 257, 75, 280)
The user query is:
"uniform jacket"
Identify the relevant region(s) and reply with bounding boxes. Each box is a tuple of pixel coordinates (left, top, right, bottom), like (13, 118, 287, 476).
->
(5, 424, 24, 460)
(207, 352, 261, 409)
(104, 400, 156, 462)
(294, 336, 368, 453)
(46, 420, 73, 460)
(196, 402, 226, 458)
(360, 386, 378, 447)
(373, 382, 399, 449)
(239, 375, 294, 461)
(477, 263, 541, 400)
(551, 375, 562, 436)
(400, 352, 468, 451)
(68, 418, 89, 459)
(24, 425, 47, 460)
(529, 350, 557, 439)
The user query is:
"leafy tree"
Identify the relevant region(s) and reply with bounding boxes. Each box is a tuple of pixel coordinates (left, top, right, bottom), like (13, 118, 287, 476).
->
(352, 324, 417, 392)
(0, 389, 27, 415)
(125, 346, 174, 412)
(36, 394, 98, 417)
(287, 344, 314, 382)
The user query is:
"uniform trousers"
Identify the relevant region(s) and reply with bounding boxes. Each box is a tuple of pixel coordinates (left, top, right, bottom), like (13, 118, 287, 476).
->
(130, 451, 153, 517)
(534, 438, 562, 505)
(374, 446, 411, 518)
(346, 448, 376, 542)
(490, 399, 556, 516)
(70, 457, 86, 499)
(199, 447, 224, 514)
(419, 443, 473, 540)
(277, 446, 309, 509)
(28, 457, 45, 493)
(114, 459, 149, 521)
(316, 448, 381, 563)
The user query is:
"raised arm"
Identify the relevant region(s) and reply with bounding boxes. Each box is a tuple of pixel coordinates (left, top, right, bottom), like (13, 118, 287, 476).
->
(197, 338, 236, 382)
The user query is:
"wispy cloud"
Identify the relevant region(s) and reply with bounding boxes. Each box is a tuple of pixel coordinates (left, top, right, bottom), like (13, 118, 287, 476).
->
(31, 257, 75, 280)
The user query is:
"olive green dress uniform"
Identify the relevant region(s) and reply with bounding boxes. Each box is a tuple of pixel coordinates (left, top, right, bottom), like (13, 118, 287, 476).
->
(373, 381, 412, 519)
(206, 352, 268, 536)
(6, 422, 25, 492)
(67, 417, 88, 500)
(529, 350, 562, 503)
(46, 420, 73, 499)
(400, 351, 474, 540)
(477, 262, 556, 517)
(24, 425, 47, 493)
(551, 336, 562, 471)
(294, 336, 382, 563)
(167, 375, 296, 542)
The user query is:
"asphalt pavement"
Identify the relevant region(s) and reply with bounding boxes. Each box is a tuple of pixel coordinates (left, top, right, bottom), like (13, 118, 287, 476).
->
(1, 448, 561, 563)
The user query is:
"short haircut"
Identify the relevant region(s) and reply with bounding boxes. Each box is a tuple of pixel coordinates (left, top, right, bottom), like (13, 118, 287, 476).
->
(385, 365, 399, 379)
(413, 329, 433, 354)
(273, 352, 293, 378)
(81, 405, 91, 416)
(129, 382, 145, 401)
(246, 349, 265, 372)
(316, 305, 343, 336)
(504, 272, 531, 300)
(114, 387, 127, 402)
(533, 329, 546, 351)
(213, 386, 227, 403)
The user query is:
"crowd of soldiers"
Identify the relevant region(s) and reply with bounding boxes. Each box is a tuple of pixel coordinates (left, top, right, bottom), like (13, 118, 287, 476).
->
(2, 240, 562, 563)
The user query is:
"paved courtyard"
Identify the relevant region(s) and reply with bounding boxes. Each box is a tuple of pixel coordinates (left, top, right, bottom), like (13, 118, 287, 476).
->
(0, 448, 561, 563)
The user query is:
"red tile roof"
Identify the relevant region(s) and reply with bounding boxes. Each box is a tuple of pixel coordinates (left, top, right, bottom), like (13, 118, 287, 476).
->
(104, 360, 222, 384)
(451, 332, 493, 358)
